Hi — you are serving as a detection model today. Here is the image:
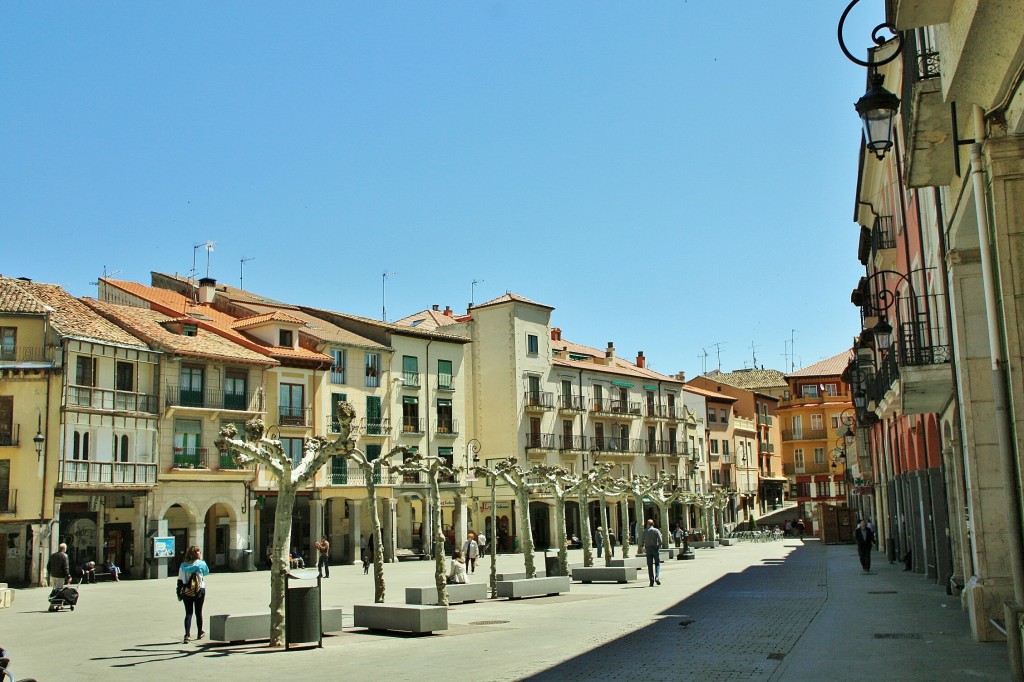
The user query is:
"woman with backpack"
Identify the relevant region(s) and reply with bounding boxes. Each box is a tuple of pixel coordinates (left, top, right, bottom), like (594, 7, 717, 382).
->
(176, 545, 210, 644)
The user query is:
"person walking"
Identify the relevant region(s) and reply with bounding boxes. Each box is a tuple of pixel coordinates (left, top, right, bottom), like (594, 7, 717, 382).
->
(463, 533, 479, 573)
(364, 533, 374, 574)
(176, 545, 210, 644)
(315, 535, 330, 578)
(608, 531, 616, 558)
(47, 543, 70, 588)
(477, 531, 487, 554)
(643, 519, 663, 587)
(855, 519, 876, 572)
(595, 526, 604, 559)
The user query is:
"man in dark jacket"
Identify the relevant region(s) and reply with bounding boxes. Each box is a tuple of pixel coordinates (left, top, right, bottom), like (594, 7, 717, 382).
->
(855, 520, 876, 572)
(643, 520, 663, 587)
(48, 543, 71, 587)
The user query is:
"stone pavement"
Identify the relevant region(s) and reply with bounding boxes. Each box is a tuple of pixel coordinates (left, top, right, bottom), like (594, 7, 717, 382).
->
(0, 539, 1009, 681)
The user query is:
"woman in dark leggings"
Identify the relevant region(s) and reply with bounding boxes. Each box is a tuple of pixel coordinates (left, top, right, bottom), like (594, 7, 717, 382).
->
(176, 545, 210, 644)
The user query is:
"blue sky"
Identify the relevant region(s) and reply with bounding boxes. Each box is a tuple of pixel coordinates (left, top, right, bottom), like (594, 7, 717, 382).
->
(1, 2, 882, 379)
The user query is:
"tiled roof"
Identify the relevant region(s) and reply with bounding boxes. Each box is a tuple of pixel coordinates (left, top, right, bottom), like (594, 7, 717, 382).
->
(683, 383, 738, 402)
(85, 299, 276, 365)
(471, 292, 554, 311)
(703, 368, 789, 390)
(102, 279, 332, 364)
(393, 308, 466, 330)
(551, 335, 684, 387)
(302, 306, 472, 343)
(153, 272, 293, 307)
(238, 303, 390, 350)
(786, 350, 853, 379)
(0, 277, 50, 314)
(16, 282, 149, 348)
(231, 311, 306, 330)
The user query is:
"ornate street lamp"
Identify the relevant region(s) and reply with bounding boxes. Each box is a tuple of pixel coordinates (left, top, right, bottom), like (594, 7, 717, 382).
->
(33, 418, 45, 460)
(838, 0, 903, 160)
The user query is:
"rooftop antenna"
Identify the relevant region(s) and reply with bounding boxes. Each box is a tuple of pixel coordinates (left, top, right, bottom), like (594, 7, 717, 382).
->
(90, 266, 122, 292)
(240, 257, 255, 290)
(750, 340, 759, 369)
(790, 329, 798, 372)
(699, 348, 709, 374)
(382, 271, 397, 322)
(471, 279, 484, 307)
(191, 241, 216, 279)
(710, 341, 726, 372)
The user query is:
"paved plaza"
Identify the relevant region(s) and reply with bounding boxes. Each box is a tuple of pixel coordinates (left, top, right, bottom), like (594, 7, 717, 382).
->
(1, 539, 1009, 681)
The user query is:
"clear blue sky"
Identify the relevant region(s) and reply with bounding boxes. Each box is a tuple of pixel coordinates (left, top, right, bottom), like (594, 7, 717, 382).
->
(1, 2, 883, 379)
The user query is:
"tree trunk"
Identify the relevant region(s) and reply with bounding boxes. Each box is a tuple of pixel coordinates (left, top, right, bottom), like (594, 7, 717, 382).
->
(554, 495, 568, 577)
(365, 464, 387, 603)
(579, 488, 594, 568)
(619, 494, 631, 559)
(517, 488, 536, 578)
(659, 503, 671, 549)
(268, 483, 296, 647)
(489, 478, 498, 597)
(431, 476, 449, 606)
(633, 495, 645, 555)
(598, 493, 611, 567)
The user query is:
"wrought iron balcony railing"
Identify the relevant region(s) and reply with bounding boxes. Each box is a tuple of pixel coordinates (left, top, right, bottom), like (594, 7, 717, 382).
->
(0, 488, 14, 513)
(0, 424, 18, 447)
(558, 394, 586, 411)
(279, 406, 312, 427)
(526, 433, 556, 450)
(164, 386, 265, 412)
(400, 418, 425, 434)
(559, 434, 587, 451)
(172, 447, 209, 469)
(401, 371, 421, 388)
(434, 419, 459, 436)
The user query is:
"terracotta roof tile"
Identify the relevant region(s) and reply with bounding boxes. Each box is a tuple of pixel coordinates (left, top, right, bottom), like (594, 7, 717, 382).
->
(0, 277, 50, 314)
(683, 383, 738, 402)
(394, 308, 465, 330)
(85, 299, 276, 365)
(786, 350, 853, 379)
(551, 335, 684, 387)
(17, 282, 149, 348)
(231, 311, 306, 330)
(471, 292, 554, 311)
(237, 304, 390, 350)
(703, 368, 789, 390)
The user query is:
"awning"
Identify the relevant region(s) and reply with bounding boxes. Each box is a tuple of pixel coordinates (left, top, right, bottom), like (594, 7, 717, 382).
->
(643, 384, 658, 391)
(612, 381, 634, 387)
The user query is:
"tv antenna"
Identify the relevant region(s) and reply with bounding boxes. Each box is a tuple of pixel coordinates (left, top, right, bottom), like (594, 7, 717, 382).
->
(382, 271, 397, 322)
(710, 341, 726, 372)
(90, 266, 122, 290)
(699, 348, 709, 374)
(240, 257, 255, 290)
(471, 279, 484, 307)
(192, 241, 216, 279)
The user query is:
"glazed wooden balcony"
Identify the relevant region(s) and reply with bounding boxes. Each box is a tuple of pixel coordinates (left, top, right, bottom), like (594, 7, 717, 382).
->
(60, 459, 158, 486)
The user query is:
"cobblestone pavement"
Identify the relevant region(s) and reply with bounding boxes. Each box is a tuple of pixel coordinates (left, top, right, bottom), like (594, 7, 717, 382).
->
(0, 540, 1009, 681)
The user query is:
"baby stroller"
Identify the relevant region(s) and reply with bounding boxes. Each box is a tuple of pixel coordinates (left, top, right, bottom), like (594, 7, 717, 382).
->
(47, 579, 80, 612)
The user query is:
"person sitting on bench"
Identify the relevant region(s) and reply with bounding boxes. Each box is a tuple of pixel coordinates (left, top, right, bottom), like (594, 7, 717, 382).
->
(290, 547, 305, 569)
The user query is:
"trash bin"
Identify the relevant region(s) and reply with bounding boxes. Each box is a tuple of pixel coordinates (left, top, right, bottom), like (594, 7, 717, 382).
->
(544, 554, 560, 576)
(285, 568, 322, 649)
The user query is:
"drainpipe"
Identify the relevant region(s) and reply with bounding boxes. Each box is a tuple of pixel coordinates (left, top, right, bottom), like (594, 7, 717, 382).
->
(37, 313, 54, 586)
(969, 106, 1024, 676)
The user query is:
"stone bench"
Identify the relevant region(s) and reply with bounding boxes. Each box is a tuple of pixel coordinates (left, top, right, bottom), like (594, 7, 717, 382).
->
(718, 538, 735, 546)
(353, 604, 448, 634)
(690, 541, 718, 548)
(608, 557, 645, 569)
(570, 566, 636, 584)
(0, 587, 13, 609)
(405, 582, 488, 605)
(494, 570, 546, 581)
(209, 607, 344, 643)
(496, 576, 571, 599)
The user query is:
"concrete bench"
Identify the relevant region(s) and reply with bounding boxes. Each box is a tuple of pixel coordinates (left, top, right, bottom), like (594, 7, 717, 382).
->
(0, 588, 13, 609)
(405, 582, 487, 605)
(718, 538, 735, 546)
(209, 607, 344, 643)
(690, 541, 718, 548)
(570, 566, 636, 584)
(494, 570, 546, 581)
(396, 553, 429, 562)
(608, 557, 645, 569)
(496, 576, 571, 599)
(353, 604, 448, 634)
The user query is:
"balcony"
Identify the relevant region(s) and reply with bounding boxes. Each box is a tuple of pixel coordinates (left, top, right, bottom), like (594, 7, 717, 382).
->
(0, 424, 18, 447)
(891, 0, 953, 36)
(609, 399, 642, 417)
(732, 416, 756, 434)
(67, 385, 159, 413)
(164, 386, 265, 412)
(756, 414, 773, 426)
(279, 406, 312, 427)
(643, 439, 684, 456)
(870, 216, 897, 271)
(60, 459, 158, 485)
(592, 436, 637, 454)
(329, 369, 345, 385)
(759, 442, 776, 454)
(666, 406, 686, 421)
(526, 433, 556, 451)
(360, 418, 392, 437)
(400, 418, 425, 435)
(524, 391, 555, 411)
(434, 419, 459, 437)
(172, 447, 209, 469)
(558, 394, 586, 412)
(781, 429, 827, 442)
(219, 453, 251, 470)
(0, 488, 14, 514)
(437, 376, 455, 392)
(900, 30, 953, 188)
(0, 345, 54, 364)
(401, 371, 421, 389)
(559, 434, 587, 452)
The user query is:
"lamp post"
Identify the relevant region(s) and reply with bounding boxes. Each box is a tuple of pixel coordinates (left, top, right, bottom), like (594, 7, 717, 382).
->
(33, 415, 45, 460)
(837, 0, 903, 160)
(831, 409, 855, 508)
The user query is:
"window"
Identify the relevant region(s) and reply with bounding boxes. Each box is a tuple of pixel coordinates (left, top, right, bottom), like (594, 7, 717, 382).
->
(438, 447, 454, 481)
(830, 415, 840, 430)
(594, 422, 605, 450)
(707, 409, 717, 423)
(282, 438, 304, 466)
(182, 324, 198, 337)
(364, 395, 382, 434)
(330, 349, 346, 384)
(815, 480, 830, 497)
(436, 399, 453, 432)
(0, 328, 15, 360)
(561, 380, 573, 408)
(76, 356, 97, 387)
(720, 408, 728, 423)
(647, 426, 657, 453)
(823, 383, 838, 396)
(794, 448, 805, 469)
(279, 329, 293, 347)
(173, 420, 202, 467)
(562, 419, 573, 441)
(331, 456, 348, 485)
(527, 375, 541, 404)
(179, 365, 205, 407)
(114, 434, 129, 462)
(796, 482, 810, 498)
(365, 353, 380, 388)
(326, 393, 347, 433)
(710, 439, 719, 454)
(402, 396, 420, 431)
(402, 356, 419, 387)
(280, 384, 305, 425)
(593, 385, 604, 411)
(669, 427, 678, 454)
(528, 417, 541, 448)
(722, 440, 730, 461)
(527, 333, 539, 355)
(801, 384, 819, 398)
(722, 469, 731, 487)
(810, 414, 824, 431)
(646, 390, 656, 415)
(116, 362, 134, 392)
(712, 469, 721, 485)
(366, 444, 382, 483)
(224, 370, 248, 410)
(814, 447, 825, 464)
(438, 359, 453, 390)
(836, 479, 847, 497)
(791, 415, 803, 439)
(0, 396, 12, 446)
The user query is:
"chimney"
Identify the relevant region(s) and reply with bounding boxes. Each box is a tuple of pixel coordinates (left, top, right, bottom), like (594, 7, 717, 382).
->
(443, 306, 453, 317)
(606, 342, 616, 361)
(636, 351, 646, 369)
(198, 277, 216, 305)
(551, 327, 562, 341)
(675, 371, 686, 382)
(432, 304, 440, 311)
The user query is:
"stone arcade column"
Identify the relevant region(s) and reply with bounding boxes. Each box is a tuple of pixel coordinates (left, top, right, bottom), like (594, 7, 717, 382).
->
(454, 492, 468, 548)
(310, 498, 324, 565)
(383, 498, 397, 563)
(132, 496, 146, 578)
(349, 499, 363, 564)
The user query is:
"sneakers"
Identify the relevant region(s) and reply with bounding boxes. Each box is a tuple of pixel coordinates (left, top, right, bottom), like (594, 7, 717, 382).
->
(655, 579, 661, 585)
(183, 635, 190, 644)
(197, 631, 205, 640)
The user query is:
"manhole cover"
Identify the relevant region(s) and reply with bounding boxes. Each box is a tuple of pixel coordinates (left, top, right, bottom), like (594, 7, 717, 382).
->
(767, 652, 786, 660)
(470, 620, 509, 626)
(868, 590, 898, 594)
(874, 633, 922, 639)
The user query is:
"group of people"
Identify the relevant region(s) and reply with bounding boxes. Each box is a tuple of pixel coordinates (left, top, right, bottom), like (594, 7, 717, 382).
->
(594, 526, 618, 558)
(783, 519, 807, 537)
(46, 544, 122, 585)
